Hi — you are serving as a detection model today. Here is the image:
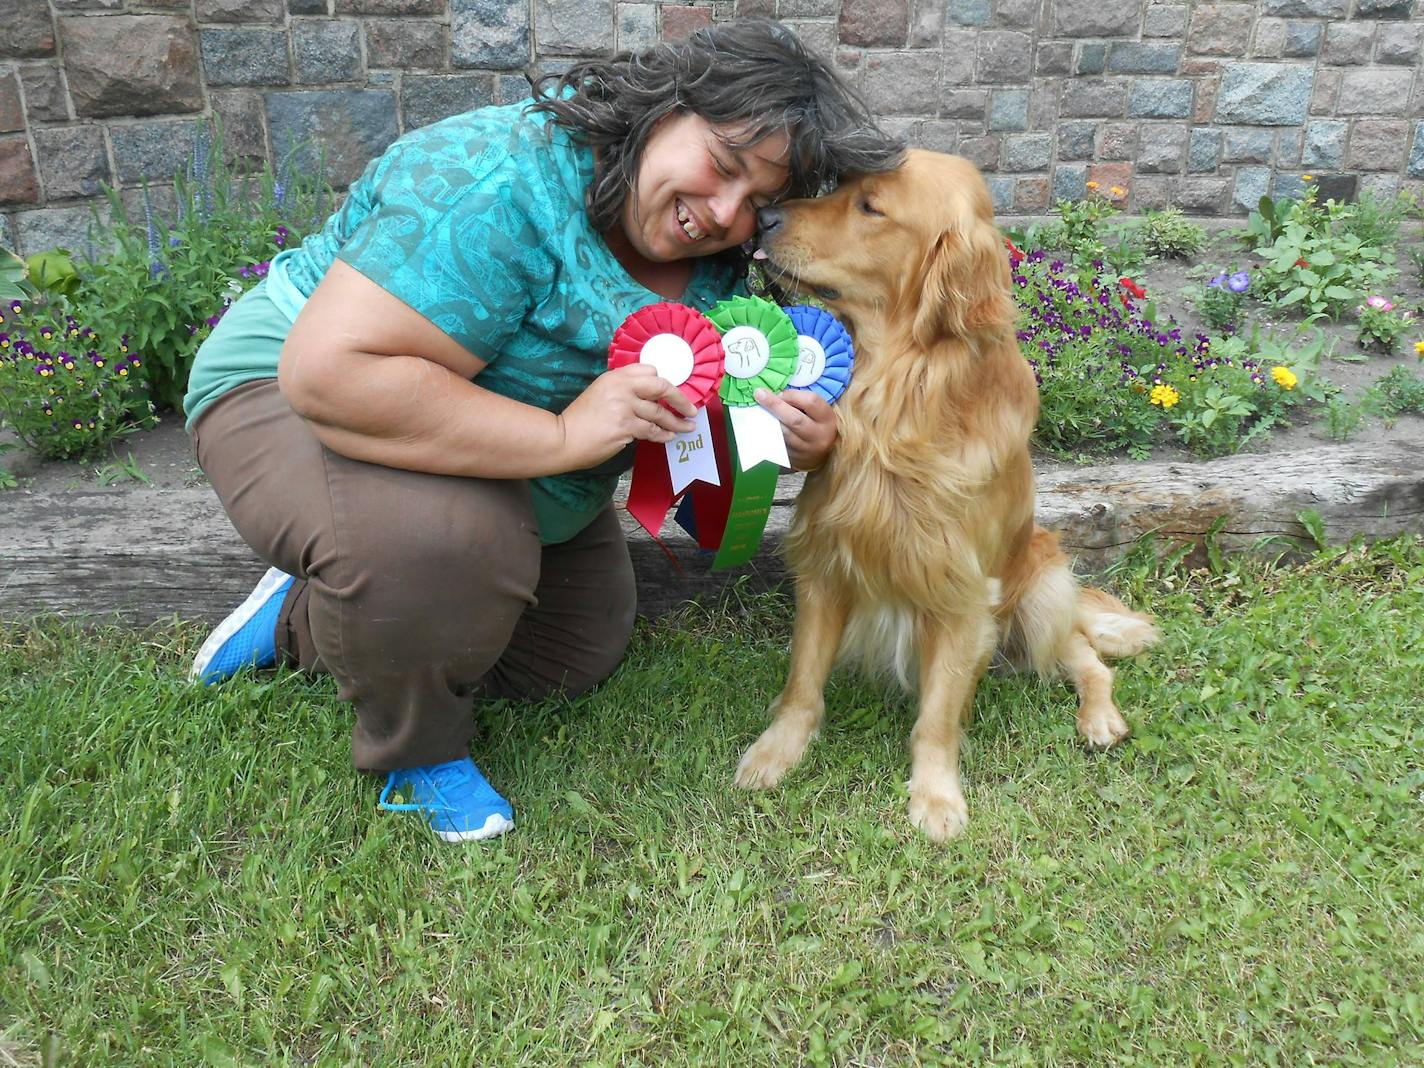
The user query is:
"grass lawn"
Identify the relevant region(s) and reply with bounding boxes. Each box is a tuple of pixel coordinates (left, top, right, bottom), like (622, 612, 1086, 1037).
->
(2, 537, 1422, 1067)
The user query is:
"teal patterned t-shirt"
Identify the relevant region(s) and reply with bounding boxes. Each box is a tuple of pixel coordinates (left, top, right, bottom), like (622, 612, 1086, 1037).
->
(184, 100, 746, 543)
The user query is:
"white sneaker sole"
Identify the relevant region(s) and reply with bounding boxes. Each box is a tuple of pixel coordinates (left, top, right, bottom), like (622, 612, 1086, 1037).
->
(435, 812, 515, 843)
(189, 565, 293, 681)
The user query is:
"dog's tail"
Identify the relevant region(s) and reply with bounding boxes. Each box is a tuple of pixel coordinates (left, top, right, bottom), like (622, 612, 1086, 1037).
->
(1075, 585, 1160, 659)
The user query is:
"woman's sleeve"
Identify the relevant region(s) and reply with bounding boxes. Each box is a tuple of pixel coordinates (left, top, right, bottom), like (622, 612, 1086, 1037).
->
(335, 155, 544, 363)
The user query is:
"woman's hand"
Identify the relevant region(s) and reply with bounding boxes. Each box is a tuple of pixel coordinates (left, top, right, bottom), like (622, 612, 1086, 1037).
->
(754, 388, 838, 471)
(557, 364, 698, 470)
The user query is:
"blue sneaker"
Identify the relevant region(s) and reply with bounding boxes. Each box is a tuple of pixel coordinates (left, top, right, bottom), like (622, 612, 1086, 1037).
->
(190, 566, 296, 685)
(378, 757, 515, 843)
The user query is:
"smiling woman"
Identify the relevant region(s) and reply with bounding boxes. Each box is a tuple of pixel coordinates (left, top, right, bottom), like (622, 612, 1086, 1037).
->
(179, 16, 904, 848)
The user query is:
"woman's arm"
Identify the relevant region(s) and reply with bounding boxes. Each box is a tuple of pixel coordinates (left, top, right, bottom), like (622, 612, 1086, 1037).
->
(278, 261, 696, 477)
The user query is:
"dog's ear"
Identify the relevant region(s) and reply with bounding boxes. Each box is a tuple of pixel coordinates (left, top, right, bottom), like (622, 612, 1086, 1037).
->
(911, 219, 1016, 348)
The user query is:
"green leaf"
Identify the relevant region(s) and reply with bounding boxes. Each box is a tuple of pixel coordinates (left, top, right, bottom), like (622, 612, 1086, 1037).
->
(1280, 287, 1309, 305)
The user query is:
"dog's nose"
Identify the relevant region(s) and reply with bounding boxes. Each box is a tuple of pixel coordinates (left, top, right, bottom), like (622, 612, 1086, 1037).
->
(757, 205, 784, 237)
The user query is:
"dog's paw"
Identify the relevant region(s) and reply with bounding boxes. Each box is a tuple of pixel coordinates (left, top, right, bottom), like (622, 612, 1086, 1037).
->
(1078, 707, 1131, 749)
(734, 723, 812, 790)
(908, 788, 969, 842)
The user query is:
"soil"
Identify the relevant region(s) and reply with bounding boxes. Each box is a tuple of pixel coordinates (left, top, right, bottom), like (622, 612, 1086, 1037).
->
(4, 219, 1422, 496)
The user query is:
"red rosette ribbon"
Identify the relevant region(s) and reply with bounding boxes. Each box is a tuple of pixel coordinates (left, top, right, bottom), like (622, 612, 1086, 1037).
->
(608, 302, 726, 538)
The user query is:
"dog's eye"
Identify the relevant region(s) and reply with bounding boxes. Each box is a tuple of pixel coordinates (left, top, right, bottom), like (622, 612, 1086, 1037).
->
(860, 199, 883, 217)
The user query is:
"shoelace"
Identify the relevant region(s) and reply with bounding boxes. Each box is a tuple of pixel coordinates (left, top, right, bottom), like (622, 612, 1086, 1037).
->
(377, 764, 468, 814)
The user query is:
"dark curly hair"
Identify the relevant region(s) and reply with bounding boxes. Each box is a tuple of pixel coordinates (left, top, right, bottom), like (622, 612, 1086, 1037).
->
(528, 17, 904, 235)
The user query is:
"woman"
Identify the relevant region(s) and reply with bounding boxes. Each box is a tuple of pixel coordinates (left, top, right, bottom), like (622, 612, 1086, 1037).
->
(183, 18, 903, 843)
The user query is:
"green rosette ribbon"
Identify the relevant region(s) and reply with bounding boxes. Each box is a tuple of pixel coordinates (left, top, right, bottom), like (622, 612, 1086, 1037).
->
(704, 296, 798, 570)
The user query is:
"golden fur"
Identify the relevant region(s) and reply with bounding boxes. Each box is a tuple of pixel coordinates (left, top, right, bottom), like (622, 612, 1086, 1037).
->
(735, 150, 1159, 840)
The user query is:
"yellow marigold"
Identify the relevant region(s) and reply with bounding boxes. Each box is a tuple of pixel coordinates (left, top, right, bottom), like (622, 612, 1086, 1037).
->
(1110, 185, 1126, 197)
(1414, 340, 1424, 358)
(1301, 174, 1313, 182)
(1271, 365, 1298, 390)
(1086, 180, 1099, 190)
(1149, 384, 1180, 408)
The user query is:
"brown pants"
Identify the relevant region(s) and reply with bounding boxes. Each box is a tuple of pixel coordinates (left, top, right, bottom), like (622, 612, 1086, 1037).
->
(191, 379, 637, 771)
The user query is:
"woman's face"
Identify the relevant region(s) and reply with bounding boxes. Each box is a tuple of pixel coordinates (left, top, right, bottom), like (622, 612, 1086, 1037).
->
(620, 112, 792, 263)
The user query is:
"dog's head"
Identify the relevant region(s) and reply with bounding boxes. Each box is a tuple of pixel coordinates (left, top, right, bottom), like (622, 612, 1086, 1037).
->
(755, 150, 1015, 350)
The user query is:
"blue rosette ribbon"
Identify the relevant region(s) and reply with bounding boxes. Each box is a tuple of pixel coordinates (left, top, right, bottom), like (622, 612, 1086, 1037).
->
(782, 305, 855, 405)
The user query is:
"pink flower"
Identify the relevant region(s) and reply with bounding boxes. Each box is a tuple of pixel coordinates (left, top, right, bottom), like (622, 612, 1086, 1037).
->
(1365, 295, 1393, 311)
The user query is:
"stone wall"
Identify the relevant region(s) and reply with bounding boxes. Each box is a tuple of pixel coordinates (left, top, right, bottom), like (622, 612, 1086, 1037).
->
(2, 0, 1423, 255)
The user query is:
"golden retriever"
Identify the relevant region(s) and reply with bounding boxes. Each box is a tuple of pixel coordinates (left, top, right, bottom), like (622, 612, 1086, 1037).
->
(738, 150, 1159, 841)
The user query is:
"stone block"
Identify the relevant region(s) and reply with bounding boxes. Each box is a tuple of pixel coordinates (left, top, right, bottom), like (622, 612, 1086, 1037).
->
(60, 15, 203, 118)
(1375, 22, 1424, 64)
(19, 64, 70, 124)
(1302, 121, 1346, 168)
(1221, 126, 1275, 163)
(1174, 176, 1231, 212)
(1353, 0, 1412, 15)
(841, 0, 910, 43)
(365, 20, 444, 68)
(1278, 127, 1303, 166)
(914, 120, 958, 152)
(957, 134, 1000, 170)
(1188, 127, 1221, 171)
(1132, 175, 1172, 208)
(910, 0, 944, 46)
(1128, 78, 1192, 118)
(1051, 162, 1086, 201)
(1057, 121, 1096, 159)
(864, 52, 941, 116)
(537, 0, 613, 54)
(0, 136, 40, 207)
(984, 174, 1011, 213)
(942, 31, 977, 83)
(1272, 173, 1310, 200)
(1232, 165, 1271, 211)
(13, 202, 112, 257)
(289, 0, 327, 13)
(783, 20, 836, 58)
(947, 0, 992, 27)
(778, 0, 837, 14)
(1215, 62, 1312, 126)
(452, 0, 531, 69)
(1035, 41, 1071, 74)
(1283, 20, 1322, 56)
(662, 5, 712, 40)
(995, 0, 1042, 29)
(1061, 80, 1126, 118)
(1086, 160, 1132, 196)
(985, 90, 1030, 131)
(1013, 175, 1050, 212)
(0, 72, 23, 133)
(496, 73, 529, 103)
(1143, 3, 1187, 37)
(1336, 68, 1413, 117)
(617, 3, 659, 52)
(1074, 42, 1106, 75)
(109, 119, 201, 185)
(196, 0, 284, 22)
(1252, 18, 1287, 57)
(1003, 132, 1050, 171)
(1097, 122, 1138, 160)
(265, 89, 397, 188)
(1053, 0, 1138, 37)
(2, 0, 56, 59)
(211, 90, 267, 167)
(977, 31, 1032, 83)
(201, 28, 291, 87)
(1261, 0, 1345, 15)
(1347, 118, 1410, 171)
(294, 21, 363, 83)
(1029, 84, 1060, 130)
(944, 89, 988, 119)
(1412, 124, 1424, 178)
(400, 73, 495, 131)
(736, 0, 774, 13)
(1137, 124, 1187, 173)
(1311, 67, 1339, 114)
(1358, 173, 1400, 200)
(1188, 5, 1256, 56)
(1322, 22, 1374, 64)
(1105, 42, 1184, 74)
(333, 0, 439, 12)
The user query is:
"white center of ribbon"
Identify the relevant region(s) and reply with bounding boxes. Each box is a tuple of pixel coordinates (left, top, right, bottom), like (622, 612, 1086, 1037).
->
(640, 332, 695, 386)
(789, 334, 827, 388)
(721, 326, 771, 379)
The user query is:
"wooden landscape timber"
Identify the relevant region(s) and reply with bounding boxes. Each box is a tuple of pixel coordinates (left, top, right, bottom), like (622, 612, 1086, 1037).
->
(2, 440, 1421, 627)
